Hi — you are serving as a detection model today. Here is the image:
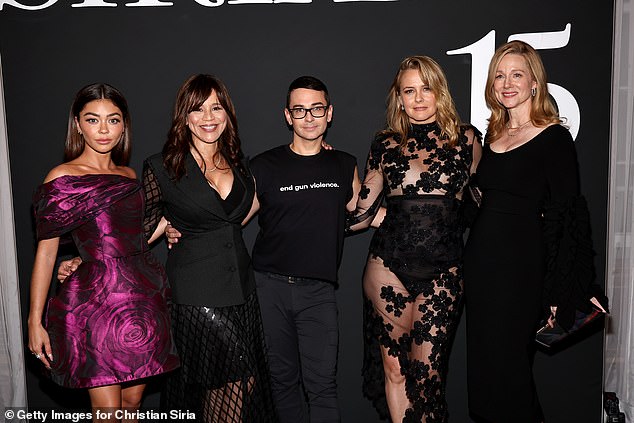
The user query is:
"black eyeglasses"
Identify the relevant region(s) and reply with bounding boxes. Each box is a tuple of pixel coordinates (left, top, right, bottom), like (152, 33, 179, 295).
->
(288, 105, 329, 119)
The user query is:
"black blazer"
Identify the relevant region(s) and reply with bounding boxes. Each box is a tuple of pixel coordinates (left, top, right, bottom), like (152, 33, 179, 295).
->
(144, 153, 256, 307)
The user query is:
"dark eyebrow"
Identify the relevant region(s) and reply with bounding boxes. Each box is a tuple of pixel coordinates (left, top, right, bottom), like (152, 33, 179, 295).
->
(82, 112, 122, 117)
(290, 102, 326, 108)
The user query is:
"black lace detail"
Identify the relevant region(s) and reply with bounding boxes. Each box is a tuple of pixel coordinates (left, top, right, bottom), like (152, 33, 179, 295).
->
(142, 160, 163, 241)
(357, 124, 479, 422)
(380, 285, 408, 317)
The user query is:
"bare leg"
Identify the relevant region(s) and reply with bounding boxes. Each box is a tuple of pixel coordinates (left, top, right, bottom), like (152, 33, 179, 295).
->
(381, 346, 408, 422)
(364, 256, 413, 422)
(364, 256, 462, 423)
(121, 383, 146, 423)
(88, 383, 146, 423)
(89, 385, 121, 423)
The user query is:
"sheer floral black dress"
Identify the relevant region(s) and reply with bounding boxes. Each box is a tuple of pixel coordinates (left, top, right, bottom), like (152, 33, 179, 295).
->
(349, 122, 480, 422)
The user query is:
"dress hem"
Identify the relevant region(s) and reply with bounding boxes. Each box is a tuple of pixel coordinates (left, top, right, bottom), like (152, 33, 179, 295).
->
(51, 362, 180, 389)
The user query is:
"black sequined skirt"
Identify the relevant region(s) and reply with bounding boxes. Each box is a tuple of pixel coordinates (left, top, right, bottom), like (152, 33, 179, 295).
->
(161, 292, 277, 422)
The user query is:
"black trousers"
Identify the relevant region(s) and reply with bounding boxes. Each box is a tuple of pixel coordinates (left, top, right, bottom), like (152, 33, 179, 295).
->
(254, 271, 340, 423)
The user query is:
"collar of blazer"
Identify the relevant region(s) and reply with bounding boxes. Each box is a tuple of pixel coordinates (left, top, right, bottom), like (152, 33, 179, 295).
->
(172, 152, 253, 223)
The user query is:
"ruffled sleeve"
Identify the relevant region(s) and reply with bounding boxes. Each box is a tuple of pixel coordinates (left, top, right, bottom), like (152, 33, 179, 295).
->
(33, 174, 140, 241)
(542, 195, 608, 329)
(541, 126, 608, 329)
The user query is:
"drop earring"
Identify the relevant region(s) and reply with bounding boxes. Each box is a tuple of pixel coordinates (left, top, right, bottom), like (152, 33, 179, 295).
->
(531, 87, 536, 97)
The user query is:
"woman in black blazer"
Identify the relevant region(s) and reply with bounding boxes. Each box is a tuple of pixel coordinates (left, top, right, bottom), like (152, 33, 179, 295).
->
(143, 74, 276, 422)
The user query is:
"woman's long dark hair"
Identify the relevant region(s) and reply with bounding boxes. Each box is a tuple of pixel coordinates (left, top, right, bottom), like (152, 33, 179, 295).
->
(65, 83, 131, 165)
(163, 74, 244, 180)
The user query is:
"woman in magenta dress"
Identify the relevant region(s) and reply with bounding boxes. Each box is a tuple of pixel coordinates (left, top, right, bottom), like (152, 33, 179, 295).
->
(28, 83, 179, 416)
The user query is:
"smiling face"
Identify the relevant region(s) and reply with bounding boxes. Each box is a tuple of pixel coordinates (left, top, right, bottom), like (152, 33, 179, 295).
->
(74, 99, 124, 156)
(493, 53, 537, 112)
(187, 90, 227, 146)
(284, 88, 332, 143)
(397, 69, 437, 124)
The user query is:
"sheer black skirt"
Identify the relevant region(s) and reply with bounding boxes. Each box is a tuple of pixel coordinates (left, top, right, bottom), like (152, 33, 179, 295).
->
(361, 197, 465, 422)
(362, 255, 463, 423)
(161, 292, 277, 423)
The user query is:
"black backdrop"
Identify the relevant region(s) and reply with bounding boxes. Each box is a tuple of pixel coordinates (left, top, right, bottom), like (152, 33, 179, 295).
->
(1, 1, 613, 422)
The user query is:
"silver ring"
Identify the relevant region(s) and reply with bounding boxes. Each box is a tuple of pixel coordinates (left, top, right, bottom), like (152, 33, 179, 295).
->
(34, 353, 41, 359)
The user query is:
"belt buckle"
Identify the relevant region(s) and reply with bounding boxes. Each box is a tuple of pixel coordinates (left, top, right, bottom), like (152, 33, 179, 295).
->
(287, 276, 296, 284)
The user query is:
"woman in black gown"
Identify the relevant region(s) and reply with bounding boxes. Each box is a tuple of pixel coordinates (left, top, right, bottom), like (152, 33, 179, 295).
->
(463, 40, 607, 423)
(349, 56, 481, 422)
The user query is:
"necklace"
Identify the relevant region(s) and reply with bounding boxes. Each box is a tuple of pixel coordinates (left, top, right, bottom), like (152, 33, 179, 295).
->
(506, 120, 532, 137)
(203, 154, 223, 173)
(202, 154, 228, 190)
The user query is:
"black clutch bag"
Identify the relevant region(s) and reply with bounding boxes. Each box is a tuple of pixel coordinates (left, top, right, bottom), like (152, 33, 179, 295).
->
(535, 306, 605, 349)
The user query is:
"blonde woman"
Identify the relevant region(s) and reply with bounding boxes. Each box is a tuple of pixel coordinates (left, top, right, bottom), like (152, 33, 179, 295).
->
(349, 56, 481, 422)
(463, 40, 608, 423)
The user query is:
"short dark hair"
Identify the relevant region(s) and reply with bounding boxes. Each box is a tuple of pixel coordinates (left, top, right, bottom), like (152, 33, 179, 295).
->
(286, 76, 330, 108)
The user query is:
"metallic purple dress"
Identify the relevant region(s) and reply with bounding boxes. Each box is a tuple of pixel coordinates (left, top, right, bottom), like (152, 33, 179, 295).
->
(33, 174, 179, 389)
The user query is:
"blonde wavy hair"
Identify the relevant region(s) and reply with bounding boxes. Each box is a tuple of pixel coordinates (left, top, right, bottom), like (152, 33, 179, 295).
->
(484, 40, 560, 143)
(383, 55, 461, 147)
